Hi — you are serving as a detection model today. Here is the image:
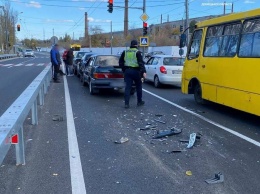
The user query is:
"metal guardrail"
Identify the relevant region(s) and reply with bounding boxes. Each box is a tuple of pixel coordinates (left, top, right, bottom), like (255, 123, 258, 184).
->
(0, 65, 52, 165)
(0, 54, 17, 60)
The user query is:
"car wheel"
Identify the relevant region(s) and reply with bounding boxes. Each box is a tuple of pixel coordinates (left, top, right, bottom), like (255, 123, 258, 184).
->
(194, 83, 205, 104)
(89, 79, 98, 95)
(154, 75, 161, 88)
(82, 75, 87, 86)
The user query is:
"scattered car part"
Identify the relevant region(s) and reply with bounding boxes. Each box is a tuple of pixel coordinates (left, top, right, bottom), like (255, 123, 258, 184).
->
(52, 114, 64, 121)
(153, 128, 182, 139)
(187, 133, 196, 148)
(155, 114, 163, 117)
(154, 119, 166, 124)
(205, 173, 224, 184)
(114, 137, 129, 144)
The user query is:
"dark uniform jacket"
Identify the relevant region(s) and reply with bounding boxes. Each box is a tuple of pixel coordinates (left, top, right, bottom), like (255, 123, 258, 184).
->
(119, 49, 146, 74)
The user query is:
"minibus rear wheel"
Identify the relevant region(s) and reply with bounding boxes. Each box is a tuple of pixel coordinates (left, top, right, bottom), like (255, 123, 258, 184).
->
(194, 84, 205, 104)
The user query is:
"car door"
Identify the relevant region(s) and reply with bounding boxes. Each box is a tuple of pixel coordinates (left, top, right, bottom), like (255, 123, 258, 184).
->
(145, 57, 154, 81)
(150, 57, 160, 80)
(84, 57, 95, 83)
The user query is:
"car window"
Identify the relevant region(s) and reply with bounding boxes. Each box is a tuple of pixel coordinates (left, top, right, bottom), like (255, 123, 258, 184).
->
(146, 57, 154, 65)
(163, 57, 184, 66)
(84, 54, 93, 62)
(76, 52, 86, 58)
(152, 58, 159, 65)
(95, 56, 119, 66)
(26, 49, 32, 52)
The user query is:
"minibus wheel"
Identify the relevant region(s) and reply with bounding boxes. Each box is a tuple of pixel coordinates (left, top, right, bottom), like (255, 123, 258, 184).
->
(194, 84, 205, 104)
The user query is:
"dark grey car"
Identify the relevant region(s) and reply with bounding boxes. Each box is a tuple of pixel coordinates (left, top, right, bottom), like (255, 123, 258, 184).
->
(82, 55, 126, 95)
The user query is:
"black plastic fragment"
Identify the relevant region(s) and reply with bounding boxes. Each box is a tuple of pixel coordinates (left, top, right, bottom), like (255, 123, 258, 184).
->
(153, 128, 182, 139)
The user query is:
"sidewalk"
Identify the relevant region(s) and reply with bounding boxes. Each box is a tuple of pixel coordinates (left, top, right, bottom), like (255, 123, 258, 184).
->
(0, 78, 71, 194)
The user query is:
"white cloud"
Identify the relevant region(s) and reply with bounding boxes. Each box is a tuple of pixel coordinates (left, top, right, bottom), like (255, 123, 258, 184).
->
(26, 1, 41, 8)
(78, 7, 85, 11)
(45, 19, 74, 23)
(244, 0, 255, 3)
(88, 17, 111, 23)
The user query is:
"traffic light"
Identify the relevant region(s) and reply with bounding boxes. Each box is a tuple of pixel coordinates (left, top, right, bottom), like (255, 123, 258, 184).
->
(17, 24, 20, 31)
(179, 34, 186, 48)
(107, 0, 113, 13)
(143, 22, 148, 36)
(180, 25, 183, 33)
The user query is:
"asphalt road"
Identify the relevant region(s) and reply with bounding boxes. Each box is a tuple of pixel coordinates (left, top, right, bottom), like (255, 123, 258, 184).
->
(0, 66, 259, 194)
(0, 52, 50, 116)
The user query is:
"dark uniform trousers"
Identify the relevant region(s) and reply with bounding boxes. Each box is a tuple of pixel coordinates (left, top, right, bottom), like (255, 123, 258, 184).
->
(52, 63, 60, 80)
(124, 68, 142, 105)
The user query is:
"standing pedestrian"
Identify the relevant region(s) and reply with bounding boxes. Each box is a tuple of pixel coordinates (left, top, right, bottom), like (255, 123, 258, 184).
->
(119, 40, 146, 109)
(50, 44, 62, 83)
(66, 48, 74, 76)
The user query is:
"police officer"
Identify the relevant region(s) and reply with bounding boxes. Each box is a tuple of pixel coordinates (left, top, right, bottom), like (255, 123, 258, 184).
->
(119, 40, 146, 109)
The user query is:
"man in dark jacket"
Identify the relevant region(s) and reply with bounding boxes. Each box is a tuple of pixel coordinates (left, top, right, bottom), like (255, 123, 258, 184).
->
(119, 40, 146, 109)
(64, 48, 74, 76)
(50, 44, 62, 82)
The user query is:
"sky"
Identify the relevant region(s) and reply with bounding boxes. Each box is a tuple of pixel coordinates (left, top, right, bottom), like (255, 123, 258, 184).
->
(3, 0, 260, 41)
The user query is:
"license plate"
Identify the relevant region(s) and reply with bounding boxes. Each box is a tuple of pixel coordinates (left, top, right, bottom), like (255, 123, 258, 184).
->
(172, 70, 182, 74)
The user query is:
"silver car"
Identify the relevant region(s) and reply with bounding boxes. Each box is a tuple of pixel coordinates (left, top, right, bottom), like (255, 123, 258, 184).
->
(23, 49, 35, 57)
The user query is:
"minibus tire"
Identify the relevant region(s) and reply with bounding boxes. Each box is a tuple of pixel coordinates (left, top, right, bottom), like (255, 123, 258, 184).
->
(194, 84, 205, 104)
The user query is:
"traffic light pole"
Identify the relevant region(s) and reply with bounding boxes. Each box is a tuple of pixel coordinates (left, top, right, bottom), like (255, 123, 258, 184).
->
(142, 0, 146, 60)
(110, 20, 113, 55)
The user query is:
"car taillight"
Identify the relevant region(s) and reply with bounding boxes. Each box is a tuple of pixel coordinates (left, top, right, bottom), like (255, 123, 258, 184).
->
(93, 73, 124, 79)
(160, 66, 167, 74)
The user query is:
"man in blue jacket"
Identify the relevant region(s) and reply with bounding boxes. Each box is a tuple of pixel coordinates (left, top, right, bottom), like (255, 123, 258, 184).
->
(50, 44, 62, 82)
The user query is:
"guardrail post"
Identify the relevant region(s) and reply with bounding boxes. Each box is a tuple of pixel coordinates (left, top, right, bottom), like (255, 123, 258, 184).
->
(31, 100, 38, 125)
(38, 87, 44, 106)
(15, 126, 25, 165)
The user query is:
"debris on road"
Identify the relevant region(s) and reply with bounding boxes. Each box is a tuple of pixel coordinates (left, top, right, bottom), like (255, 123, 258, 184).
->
(187, 133, 197, 148)
(186, 171, 192, 176)
(52, 114, 64, 121)
(205, 172, 224, 184)
(155, 114, 163, 117)
(114, 137, 129, 144)
(169, 150, 183, 153)
(53, 173, 58, 176)
(154, 119, 166, 124)
(153, 128, 182, 139)
(179, 139, 189, 143)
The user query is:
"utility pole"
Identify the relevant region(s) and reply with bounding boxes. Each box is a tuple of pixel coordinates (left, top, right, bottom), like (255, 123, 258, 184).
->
(110, 20, 113, 55)
(53, 28, 54, 36)
(224, 1, 226, 15)
(231, 3, 234, 13)
(161, 14, 162, 24)
(167, 15, 169, 22)
(124, 0, 128, 37)
(185, 0, 189, 46)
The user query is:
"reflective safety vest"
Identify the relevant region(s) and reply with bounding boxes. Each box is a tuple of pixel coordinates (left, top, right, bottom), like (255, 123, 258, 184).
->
(124, 48, 139, 67)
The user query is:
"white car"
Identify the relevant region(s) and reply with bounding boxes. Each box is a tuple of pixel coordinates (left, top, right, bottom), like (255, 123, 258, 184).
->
(145, 55, 184, 87)
(23, 49, 35, 57)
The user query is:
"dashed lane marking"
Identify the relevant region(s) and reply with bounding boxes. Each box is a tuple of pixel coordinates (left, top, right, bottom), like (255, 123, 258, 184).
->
(25, 63, 34, 66)
(14, 63, 24, 66)
(143, 89, 260, 148)
(37, 63, 45, 66)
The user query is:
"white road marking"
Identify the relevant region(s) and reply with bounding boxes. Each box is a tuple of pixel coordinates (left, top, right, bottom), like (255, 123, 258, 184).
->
(25, 63, 34, 66)
(63, 76, 86, 194)
(14, 63, 24, 66)
(3, 64, 12, 67)
(143, 89, 260, 148)
(37, 63, 45, 66)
